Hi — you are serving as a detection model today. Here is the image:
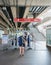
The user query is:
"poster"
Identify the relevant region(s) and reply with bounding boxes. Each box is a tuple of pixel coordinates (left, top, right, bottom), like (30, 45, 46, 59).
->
(2, 34, 8, 44)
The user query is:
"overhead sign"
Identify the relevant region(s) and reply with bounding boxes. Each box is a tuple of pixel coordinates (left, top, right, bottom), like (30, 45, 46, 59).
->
(14, 18, 41, 22)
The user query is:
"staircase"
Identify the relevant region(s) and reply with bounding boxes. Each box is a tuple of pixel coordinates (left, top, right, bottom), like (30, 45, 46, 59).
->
(29, 27, 46, 41)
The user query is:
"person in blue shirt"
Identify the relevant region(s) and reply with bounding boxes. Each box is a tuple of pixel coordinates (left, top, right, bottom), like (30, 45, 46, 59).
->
(18, 35, 25, 56)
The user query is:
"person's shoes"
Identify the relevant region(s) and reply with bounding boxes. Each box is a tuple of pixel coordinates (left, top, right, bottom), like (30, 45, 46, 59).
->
(22, 54, 24, 56)
(20, 54, 22, 56)
(20, 54, 24, 56)
(21, 54, 24, 56)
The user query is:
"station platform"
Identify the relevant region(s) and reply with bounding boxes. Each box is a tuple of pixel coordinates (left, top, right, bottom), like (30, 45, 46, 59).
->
(0, 41, 51, 65)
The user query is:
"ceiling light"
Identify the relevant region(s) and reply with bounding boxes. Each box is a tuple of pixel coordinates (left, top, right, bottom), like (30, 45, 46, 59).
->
(2, 7, 6, 10)
(9, 18, 12, 21)
(29, 7, 33, 11)
(35, 7, 39, 12)
(32, 7, 36, 12)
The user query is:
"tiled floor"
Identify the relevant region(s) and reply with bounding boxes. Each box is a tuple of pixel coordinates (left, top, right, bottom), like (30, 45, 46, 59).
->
(0, 41, 51, 65)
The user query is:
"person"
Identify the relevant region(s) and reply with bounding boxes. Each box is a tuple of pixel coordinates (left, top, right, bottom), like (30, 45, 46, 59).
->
(12, 39, 14, 46)
(18, 35, 25, 56)
(27, 33, 32, 49)
(14, 35, 17, 50)
(24, 32, 28, 47)
(22, 36, 25, 54)
(15, 35, 17, 46)
(27, 35, 30, 47)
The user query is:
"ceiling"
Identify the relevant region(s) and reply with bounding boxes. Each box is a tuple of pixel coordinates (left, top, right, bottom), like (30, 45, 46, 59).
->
(0, 0, 50, 31)
(0, 0, 51, 6)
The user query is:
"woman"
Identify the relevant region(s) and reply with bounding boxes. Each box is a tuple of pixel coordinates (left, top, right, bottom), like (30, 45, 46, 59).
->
(18, 35, 25, 56)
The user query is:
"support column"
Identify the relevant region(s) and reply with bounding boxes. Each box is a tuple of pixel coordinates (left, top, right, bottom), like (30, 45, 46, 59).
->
(4, 28, 9, 34)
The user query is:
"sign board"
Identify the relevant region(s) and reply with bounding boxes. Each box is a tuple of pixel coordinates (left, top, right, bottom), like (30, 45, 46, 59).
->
(2, 34, 8, 44)
(14, 18, 41, 22)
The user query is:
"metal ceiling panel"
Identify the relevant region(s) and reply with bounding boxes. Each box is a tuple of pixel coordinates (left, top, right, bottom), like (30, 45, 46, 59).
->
(6, 6, 16, 27)
(18, 0, 26, 6)
(29, 7, 33, 12)
(11, 7, 17, 28)
(0, 0, 4, 5)
(30, 6, 47, 13)
(40, 7, 47, 13)
(20, 7, 30, 27)
(0, 0, 17, 6)
(23, 7, 30, 18)
(35, 7, 40, 12)
(11, 7, 16, 18)
(34, 7, 43, 13)
(32, 7, 37, 12)
(0, 16, 11, 27)
(19, 6, 26, 18)
(25, 0, 32, 6)
(0, 20, 7, 27)
(9, 0, 17, 6)
(0, 9, 12, 27)
(0, 0, 51, 6)
(2, 7, 10, 19)
(37, 7, 43, 13)
(1, 0, 10, 6)
(0, 23, 6, 28)
(31, 0, 51, 6)
(0, 25, 5, 29)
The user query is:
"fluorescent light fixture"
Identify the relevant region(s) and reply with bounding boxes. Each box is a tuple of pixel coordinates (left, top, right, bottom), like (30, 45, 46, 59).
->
(29, 7, 33, 11)
(2, 7, 6, 10)
(35, 7, 39, 12)
(38, 7, 42, 12)
(9, 18, 12, 21)
(40, 7, 46, 13)
(32, 7, 36, 12)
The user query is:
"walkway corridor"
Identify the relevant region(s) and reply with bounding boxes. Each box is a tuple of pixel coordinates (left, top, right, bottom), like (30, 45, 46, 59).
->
(0, 41, 51, 65)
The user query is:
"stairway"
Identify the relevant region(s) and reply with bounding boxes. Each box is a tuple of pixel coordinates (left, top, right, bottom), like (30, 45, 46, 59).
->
(29, 27, 46, 41)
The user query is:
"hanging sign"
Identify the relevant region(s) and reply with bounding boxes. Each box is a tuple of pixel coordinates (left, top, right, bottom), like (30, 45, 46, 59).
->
(14, 18, 41, 22)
